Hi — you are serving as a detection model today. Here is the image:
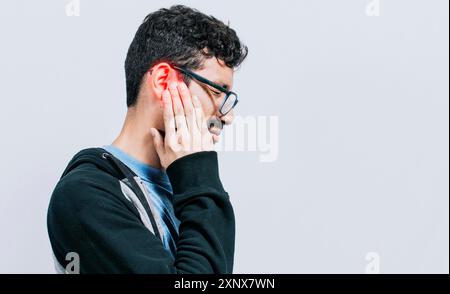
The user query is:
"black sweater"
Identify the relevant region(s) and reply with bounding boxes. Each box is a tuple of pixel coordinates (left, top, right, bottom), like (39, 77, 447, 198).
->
(47, 148, 235, 274)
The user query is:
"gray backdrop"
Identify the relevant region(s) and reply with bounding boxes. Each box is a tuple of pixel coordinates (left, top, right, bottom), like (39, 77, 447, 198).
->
(0, 0, 448, 273)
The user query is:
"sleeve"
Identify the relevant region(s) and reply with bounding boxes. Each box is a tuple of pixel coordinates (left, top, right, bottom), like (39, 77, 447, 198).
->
(47, 151, 235, 274)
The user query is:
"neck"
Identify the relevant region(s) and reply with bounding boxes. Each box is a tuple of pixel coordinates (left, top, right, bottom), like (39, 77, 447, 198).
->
(111, 105, 162, 170)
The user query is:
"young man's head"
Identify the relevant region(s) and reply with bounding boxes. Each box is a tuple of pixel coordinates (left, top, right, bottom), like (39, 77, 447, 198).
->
(125, 5, 248, 141)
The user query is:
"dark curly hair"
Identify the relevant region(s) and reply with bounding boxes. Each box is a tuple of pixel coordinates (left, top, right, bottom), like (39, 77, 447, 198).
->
(125, 5, 248, 107)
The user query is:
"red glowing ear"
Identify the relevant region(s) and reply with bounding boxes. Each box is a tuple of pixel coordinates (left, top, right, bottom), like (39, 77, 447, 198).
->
(149, 63, 183, 93)
(150, 63, 170, 91)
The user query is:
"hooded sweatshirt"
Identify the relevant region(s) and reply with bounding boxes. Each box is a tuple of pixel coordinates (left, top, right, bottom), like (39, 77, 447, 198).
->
(102, 144, 181, 260)
(47, 148, 235, 274)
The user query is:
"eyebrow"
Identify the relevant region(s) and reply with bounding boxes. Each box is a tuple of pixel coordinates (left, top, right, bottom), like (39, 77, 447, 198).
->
(205, 79, 230, 93)
(209, 78, 230, 90)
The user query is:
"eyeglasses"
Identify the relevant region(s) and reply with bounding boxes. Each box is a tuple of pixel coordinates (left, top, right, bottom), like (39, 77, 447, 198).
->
(173, 66, 238, 116)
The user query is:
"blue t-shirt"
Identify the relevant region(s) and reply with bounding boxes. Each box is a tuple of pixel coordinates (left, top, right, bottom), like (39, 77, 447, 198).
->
(103, 145, 180, 258)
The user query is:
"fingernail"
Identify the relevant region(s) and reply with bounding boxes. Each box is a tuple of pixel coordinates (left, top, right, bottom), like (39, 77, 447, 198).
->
(150, 129, 155, 137)
(169, 82, 177, 89)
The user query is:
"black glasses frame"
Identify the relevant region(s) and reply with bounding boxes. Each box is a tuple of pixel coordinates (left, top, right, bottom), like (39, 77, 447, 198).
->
(173, 66, 238, 116)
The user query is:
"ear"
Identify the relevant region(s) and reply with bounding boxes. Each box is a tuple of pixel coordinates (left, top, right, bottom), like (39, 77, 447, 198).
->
(147, 62, 180, 100)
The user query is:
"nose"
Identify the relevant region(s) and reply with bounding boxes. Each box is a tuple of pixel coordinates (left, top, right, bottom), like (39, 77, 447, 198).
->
(219, 110, 234, 126)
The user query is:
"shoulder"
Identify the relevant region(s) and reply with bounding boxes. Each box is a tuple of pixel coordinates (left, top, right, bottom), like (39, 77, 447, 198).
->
(49, 160, 122, 216)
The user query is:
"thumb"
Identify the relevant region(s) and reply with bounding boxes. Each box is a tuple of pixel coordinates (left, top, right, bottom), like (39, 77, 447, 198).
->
(150, 128, 164, 156)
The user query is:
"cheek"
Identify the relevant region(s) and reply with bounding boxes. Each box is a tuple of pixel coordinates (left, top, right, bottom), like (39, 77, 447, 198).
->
(189, 85, 215, 116)
(200, 99, 215, 117)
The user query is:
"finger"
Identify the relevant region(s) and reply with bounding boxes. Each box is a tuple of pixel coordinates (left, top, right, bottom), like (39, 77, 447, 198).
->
(162, 90, 176, 141)
(168, 83, 189, 138)
(192, 95, 207, 134)
(151, 128, 165, 157)
(177, 83, 197, 133)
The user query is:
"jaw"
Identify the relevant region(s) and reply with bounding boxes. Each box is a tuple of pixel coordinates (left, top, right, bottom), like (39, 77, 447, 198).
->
(212, 134, 220, 144)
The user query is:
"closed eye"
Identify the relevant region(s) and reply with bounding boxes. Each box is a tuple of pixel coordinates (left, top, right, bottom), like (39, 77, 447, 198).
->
(208, 87, 223, 98)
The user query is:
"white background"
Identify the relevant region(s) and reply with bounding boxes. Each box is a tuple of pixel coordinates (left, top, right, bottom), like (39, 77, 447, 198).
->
(0, 0, 448, 273)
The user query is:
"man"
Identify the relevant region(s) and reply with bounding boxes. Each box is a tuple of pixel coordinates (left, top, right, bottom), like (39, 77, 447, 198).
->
(47, 5, 248, 273)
